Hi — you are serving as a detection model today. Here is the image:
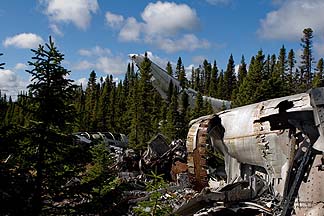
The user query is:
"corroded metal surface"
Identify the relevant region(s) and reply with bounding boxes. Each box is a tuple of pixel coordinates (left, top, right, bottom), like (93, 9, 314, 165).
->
(184, 88, 324, 215)
(186, 119, 210, 191)
(294, 155, 324, 215)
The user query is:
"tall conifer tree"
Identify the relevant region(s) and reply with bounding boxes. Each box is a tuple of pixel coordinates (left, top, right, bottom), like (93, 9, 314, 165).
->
(24, 37, 78, 214)
(300, 28, 314, 90)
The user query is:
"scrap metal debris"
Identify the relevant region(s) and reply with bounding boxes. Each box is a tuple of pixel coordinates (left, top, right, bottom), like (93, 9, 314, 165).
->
(72, 88, 324, 216)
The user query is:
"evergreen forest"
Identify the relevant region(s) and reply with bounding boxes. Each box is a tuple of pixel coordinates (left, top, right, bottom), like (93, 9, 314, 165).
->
(0, 28, 323, 215)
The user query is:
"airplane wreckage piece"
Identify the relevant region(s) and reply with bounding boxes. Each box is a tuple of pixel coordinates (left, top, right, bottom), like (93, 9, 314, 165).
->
(73, 131, 128, 148)
(130, 54, 324, 215)
(130, 54, 231, 110)
(183, 88, 324, 216)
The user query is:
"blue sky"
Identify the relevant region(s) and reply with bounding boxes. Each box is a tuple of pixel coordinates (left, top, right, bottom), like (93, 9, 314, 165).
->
(1, 0, 324, 98)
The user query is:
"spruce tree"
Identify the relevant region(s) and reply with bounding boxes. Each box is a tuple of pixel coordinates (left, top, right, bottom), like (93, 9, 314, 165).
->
(179, 91, 190, 139)
(129, 52, 154, 151)
(276, 45, 287, 81)
(203, 59, 212, 95)
(194, 67, 201, 91)
(300, 28, 314, 90)
(167, 80, 174, 104)
(97, 75, 111, 131)
(313, 58, 324, 87)
(175, 57, 183, 79)
(192, 91, 204, 119)
(234, 50, 265, 106)
(163, 89, 178, 140)
(209, 60, 218, 97)
(24, 37, 78, 214)
(190, 67, 195, 89)
(223, 54, 237, 100)
(287, 49, 296, 93)
(216, 70, 225, 99)
(85, 70, 98, 130)
(179, 65, 187, 89)
(237, 55, 247, 86)
(166, 61, 173, 76)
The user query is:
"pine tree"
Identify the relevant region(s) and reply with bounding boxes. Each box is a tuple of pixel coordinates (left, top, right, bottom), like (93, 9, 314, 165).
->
(237, 55, 247, 86)
(313, 58, 324, 87)
(216, 70, 225, 99)
(209, 60, 218, 97)
(179, 65, 187, 89)
(129, 52, 155, 151)
(300, 28, 314, 90)
(81, 142, 120, 214)
(263, 55, 271, 81)
(234, 50, 265, 106)
(276, 45, 287, 81)
(166, 61, 173, 76)
(179, 91, 190, 139)
(85, 70, 98, 130)
(204, 99, 214, 115)
(97, 75, 111, 131)
(260, 46, 289, 98)
(163, 89, 178, 140)
(108, 81, 116, 131)
(287, 49, 296, 93)
(223, 54, 237, 100)
(203, 59, 211, 95)
(192, 91, 204, 119)
(175, 57, 183, 79)
(190, 67, 195, 89)
(194, 67, 201, 91)
(167, 80, 174, 104)
(269, 54, 277, 76)
(24, 37, 78, 214)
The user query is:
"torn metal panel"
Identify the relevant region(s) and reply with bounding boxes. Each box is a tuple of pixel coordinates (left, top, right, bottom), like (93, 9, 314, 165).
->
(186, 119, 209, 191)
(294, 154, 324, 215)
(310, 88, 324, 151)
(184, 87, 324, 216)
(174, 176, 272, 216)
(73, 131, 128, 148)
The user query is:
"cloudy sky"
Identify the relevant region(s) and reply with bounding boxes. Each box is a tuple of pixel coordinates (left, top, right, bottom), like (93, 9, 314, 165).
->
(1, 0, 324, 98)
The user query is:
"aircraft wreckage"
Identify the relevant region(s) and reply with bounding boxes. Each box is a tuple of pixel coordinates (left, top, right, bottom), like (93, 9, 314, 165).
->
(128, 54, 324, 216)
(73, 55, 324, 215)
(182, 88, 324, 216)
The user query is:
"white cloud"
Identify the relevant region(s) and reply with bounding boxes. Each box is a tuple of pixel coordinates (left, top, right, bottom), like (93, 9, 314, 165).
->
(154, 34, 210, 53)
(3, 33, 44, 49)
(78, 46, 112, 57)
(73, 60, 94, 71)
(74, 77, 87, 89)
(14, 63, 27, 71)
(141, 1, 199, 37)
(145, 51, 171, 68)
(119, 17, 142, 41)
(258, 0, 324, 40)
(73, 46, 127, 76)
(41, 0, 99, 30)
(50, 24, 64, 36)
(105, 11, 124, 29)
(0, 69, 28, 99)
(192, 56, 206, 65)
(145, 51, 195, 77)
(96, 56, 126, 75)
(106, 1, 208, 53)
(315, 42, 324, 57)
